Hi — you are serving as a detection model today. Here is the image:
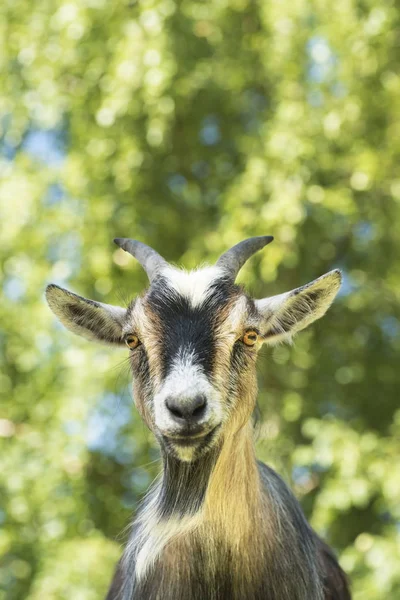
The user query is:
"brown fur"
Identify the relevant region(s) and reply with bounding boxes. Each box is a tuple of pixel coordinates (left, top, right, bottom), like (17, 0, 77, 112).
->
(45, 261, 349, 600)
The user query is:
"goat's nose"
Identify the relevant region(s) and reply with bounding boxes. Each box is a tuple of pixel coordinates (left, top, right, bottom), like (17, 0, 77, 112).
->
(165, 394, 207, 424)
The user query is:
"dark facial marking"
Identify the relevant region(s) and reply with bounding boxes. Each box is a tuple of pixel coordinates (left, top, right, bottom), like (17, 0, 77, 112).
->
(131, 345, 151, 393)
(146, 277, 240, 380)
(226, 342, 250, 405)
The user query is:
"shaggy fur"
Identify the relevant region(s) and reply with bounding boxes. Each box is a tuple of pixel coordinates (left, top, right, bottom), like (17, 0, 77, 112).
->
(46, 243, 350, 600)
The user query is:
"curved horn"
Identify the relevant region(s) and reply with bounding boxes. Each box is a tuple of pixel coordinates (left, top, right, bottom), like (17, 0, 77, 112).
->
(114, 238, 168, 282)
(216, 236, 274, 280)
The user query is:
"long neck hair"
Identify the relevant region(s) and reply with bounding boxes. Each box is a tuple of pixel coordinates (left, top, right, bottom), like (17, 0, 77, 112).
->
(120, 396, 324, 600)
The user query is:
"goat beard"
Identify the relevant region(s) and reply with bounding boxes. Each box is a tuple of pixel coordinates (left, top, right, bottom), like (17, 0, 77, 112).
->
(157, 438, 223, 519)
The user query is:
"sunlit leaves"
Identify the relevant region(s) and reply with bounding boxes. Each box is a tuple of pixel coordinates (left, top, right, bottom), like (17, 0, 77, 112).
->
(1, 0, 400, 598)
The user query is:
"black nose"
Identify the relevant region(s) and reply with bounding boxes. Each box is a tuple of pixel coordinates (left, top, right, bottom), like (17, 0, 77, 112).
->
(165, 394, 207, 424)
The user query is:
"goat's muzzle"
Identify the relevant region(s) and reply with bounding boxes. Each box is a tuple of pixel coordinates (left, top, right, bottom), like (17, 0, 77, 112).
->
(152, 367, 224, 459)
(159, 392, 216, 442)
(156, 393, 222, 460)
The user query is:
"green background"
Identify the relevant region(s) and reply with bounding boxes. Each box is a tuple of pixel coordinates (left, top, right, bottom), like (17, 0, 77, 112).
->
(1, 0, 400, 598)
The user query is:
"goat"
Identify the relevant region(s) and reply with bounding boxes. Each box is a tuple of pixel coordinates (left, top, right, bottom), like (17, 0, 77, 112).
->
(46, 236, 351, 600)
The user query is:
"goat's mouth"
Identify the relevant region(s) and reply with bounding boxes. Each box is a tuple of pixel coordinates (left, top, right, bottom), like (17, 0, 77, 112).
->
(161, 424, 221, 451)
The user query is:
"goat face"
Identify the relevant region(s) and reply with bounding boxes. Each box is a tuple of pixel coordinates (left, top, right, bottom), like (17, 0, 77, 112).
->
(124, 266, 262, 461)
(46, 237, 341, 463)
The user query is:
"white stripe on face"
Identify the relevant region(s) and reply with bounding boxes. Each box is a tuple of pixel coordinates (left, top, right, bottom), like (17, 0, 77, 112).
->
(160, 265, 225, 307)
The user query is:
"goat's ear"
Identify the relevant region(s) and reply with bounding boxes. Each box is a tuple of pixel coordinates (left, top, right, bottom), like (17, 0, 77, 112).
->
(46, 284, 127, 345)
(255, 270, 341, 345)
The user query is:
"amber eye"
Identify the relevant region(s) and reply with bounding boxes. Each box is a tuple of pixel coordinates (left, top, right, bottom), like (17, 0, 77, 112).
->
(243, 331, 258, 346)
(125, 334, 140, 350)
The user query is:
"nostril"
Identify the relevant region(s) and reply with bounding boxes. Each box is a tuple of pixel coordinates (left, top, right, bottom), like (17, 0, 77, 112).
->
(170, 406, 184, 418)
(166, 398, 184, 419)
(191, 395, 207, 418)
(192, 404, 204, 417)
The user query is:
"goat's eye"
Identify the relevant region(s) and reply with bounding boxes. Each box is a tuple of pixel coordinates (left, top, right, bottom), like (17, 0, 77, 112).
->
(125, 334, 140, 350)
(243, 331, 258, 346)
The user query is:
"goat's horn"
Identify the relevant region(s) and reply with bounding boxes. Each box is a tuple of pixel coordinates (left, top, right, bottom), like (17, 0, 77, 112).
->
(216, 236, 274, 280)
(114, 238, 168, 282)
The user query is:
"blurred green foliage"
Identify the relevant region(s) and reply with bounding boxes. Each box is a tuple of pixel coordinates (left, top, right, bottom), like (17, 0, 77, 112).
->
(1, 0, 400, 598)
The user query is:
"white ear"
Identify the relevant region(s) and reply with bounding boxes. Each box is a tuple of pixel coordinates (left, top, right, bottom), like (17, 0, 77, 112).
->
(255, 270, 341, 344)
(46, 284, 127, 345)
